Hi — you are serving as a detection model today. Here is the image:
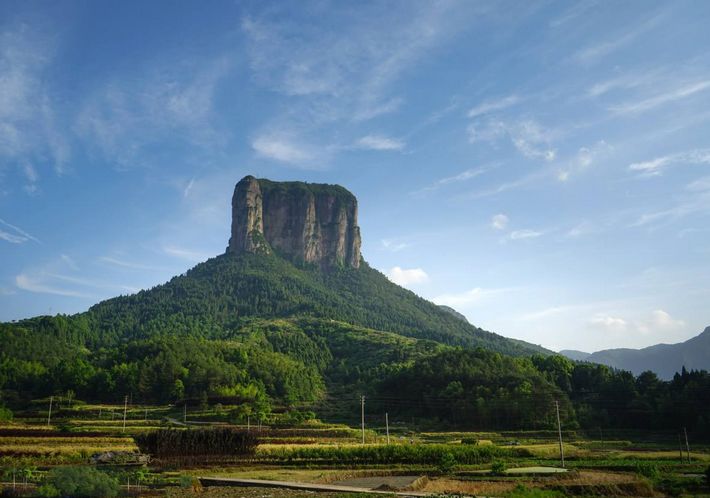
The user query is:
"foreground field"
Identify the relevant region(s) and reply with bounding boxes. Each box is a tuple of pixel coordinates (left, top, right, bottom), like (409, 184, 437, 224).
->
(1, 402, 709, 497)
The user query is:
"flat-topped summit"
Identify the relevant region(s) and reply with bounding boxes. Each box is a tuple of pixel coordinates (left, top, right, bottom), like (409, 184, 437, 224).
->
(227, 176, 362, 269)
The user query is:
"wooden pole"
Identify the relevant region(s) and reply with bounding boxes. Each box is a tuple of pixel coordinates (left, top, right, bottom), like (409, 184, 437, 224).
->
(683, 427, 691, 463)
(385, 412, 390, 445)
(555, 400, 565, 468)
(47, 396, 53, 427)
(361, 396, 366, 445)
(122, 395, 128, 433)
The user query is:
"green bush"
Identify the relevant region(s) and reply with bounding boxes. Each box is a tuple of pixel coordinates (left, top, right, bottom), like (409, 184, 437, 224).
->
(0, 406, 12, 422)
(635, 462, 660, 480)
(37, 484, 60, 498)
(461, 437, 479, 445)
(490, 460, 507, 475)
(437, 451, 457, 474)
(45, 466, 119, 498)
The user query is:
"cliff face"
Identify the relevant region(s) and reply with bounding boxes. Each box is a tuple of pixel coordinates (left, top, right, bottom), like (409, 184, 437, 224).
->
(227, 176, 361, 269)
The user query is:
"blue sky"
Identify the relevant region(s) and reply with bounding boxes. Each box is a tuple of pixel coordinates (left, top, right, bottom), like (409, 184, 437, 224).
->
(1, 0, 709, 353)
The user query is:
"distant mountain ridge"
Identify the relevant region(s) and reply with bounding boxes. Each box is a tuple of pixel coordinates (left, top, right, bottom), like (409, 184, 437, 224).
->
(560, 326, 710, 379)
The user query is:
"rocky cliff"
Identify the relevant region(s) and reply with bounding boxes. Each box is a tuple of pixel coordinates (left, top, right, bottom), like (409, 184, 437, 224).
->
(227, 176, 361, 269)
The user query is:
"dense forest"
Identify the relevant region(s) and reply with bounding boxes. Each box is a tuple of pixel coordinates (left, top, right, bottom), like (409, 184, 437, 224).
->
(1, 252, 709, 436)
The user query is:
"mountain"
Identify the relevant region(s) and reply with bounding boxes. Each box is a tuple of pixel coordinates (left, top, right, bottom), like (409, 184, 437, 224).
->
(558, 349, 591, 362)
(560, 327, 710, 379)
(0, 176, 549, 409)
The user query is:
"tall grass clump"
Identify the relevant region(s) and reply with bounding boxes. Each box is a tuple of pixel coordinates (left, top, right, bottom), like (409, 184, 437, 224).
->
(134, 428, 258, 460)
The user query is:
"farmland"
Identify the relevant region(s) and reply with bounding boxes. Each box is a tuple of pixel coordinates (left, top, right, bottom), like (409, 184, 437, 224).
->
(1, 399, 709, 497)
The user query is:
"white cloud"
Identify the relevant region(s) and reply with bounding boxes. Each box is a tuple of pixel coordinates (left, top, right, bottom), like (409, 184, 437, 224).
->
(252, 135, 316, 165)
(386, 266, 429, 286)
(589, 314, 628, 332)
(433, 287, 504, 307)
(629, 149, 710, 177)
(467, 95, 520, 118)
(589, 309, 685, 336)
(491, 214, 509, 230)
(509, 229, 542, 240)
(356, 135, 405, 151)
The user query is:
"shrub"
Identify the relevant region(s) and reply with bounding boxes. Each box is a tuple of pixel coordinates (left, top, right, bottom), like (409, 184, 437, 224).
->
(636, 462, 660, 480)
(45, 466, 119, 498)
(437, 451, 457, 474)
(461, 437, 479, 445)
(490, 460, 507, 475)
(0, 406, 12, 422)
(37, 484, 60, 498)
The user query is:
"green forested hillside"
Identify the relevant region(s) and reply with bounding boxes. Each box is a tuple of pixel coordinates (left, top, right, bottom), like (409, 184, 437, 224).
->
(83, 252, 545, 355)
(2, 251, 709, 435)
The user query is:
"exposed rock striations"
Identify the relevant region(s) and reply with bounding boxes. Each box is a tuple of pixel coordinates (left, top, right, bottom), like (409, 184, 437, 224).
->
(227, 176, 361, 269)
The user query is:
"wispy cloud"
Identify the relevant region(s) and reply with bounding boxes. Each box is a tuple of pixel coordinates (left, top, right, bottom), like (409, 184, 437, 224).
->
(355, 135, 405, 151)
(509, 229, 543, 240)
(0, 218, 39, 244)
(629, 148, 710, 177)
(162, 245, 211, 263)
(468, 119, 557, 161)
(413, 165, 493, 195)
(381, 239, 410, 252)
(574, 10, 665, 63)
(15, 254, 139, 298)
(0, 23, 69, 183)
(610, 80, 710, 115)
(467, 95, 520, 118)
(557, 140, 611, 181)
(99, 256, 165, 272)
(75, 58, 229, 169)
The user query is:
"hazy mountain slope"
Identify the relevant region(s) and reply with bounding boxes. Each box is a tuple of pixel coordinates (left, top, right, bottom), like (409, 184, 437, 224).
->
(559, 350, 591, 361)
(561, 327, 710, 379)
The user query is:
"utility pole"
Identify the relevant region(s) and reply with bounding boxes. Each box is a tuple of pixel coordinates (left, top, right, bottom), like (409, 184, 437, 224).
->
(122, 395, 128, 432)
(385, 412, 390, 445)
(360, 395, 366, 445)
(183, 403, 187, 424)
(247, 415, 250, 431)
(47, 396, 53, 427)
(678, 433, 684, 464)
(683, 427, 691, 463)
(555, 400, 565, 468)
(145, 408, 148, 421)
